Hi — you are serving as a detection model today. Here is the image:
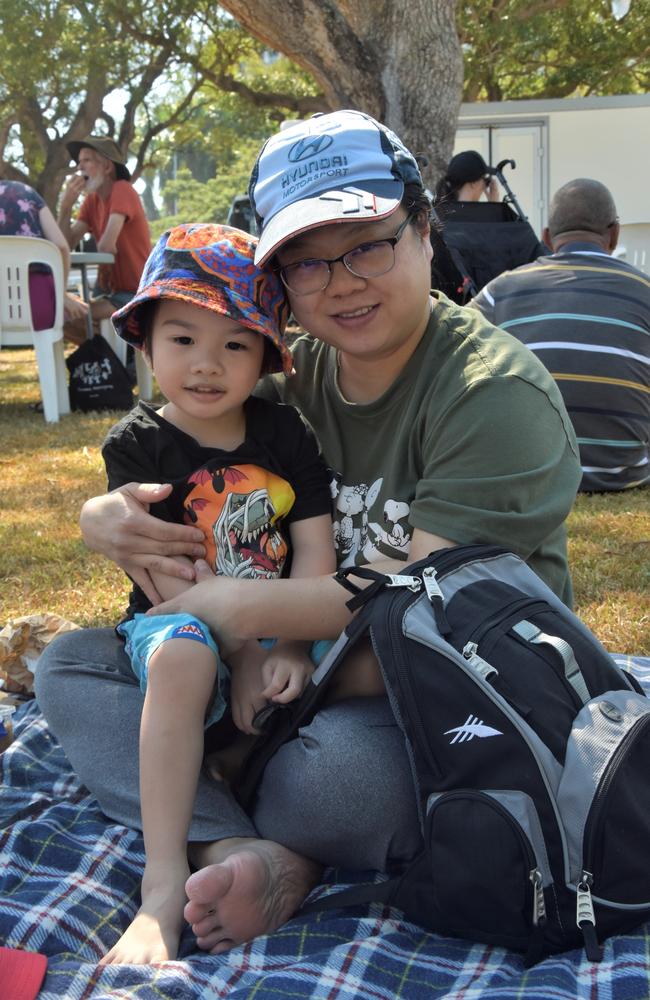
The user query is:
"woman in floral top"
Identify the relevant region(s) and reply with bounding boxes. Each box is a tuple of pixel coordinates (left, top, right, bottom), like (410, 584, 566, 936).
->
(0, 179, 86, 330)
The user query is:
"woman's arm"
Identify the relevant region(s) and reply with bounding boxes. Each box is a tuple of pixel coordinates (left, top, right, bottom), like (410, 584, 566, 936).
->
(81, 483, 206, 603)
(39, 204, 89, 322)
(39, 205, 71, 284)
(147, 526, 455, 650)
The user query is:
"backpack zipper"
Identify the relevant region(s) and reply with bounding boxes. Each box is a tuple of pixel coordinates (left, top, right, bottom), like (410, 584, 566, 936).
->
(576, 871, 602, 961)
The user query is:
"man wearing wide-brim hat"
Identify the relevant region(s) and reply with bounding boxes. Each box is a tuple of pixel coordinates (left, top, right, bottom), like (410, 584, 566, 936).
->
(58, 134, 151, 344)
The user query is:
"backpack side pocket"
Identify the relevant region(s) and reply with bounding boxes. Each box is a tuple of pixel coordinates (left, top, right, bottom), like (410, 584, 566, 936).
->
(425, 789, 552, 949)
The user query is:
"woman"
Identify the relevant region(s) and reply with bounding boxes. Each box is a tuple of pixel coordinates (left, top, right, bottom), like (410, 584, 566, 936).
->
(434, 149, 501, 205)
(35, 111, 581, 959)
(0, 178, 87, 330)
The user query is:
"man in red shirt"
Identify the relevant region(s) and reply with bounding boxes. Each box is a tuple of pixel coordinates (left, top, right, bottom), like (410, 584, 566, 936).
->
(58, 135, 151, 343)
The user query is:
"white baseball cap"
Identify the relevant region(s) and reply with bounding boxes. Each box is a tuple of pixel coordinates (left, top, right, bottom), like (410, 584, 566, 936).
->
(248, 110, 423, 265)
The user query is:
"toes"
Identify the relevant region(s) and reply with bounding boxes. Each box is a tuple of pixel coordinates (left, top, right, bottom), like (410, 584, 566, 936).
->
(210, 938, 235, 954)
(195, 928, 228, 951)
(189, 913, 222, 939)
(185, 863, 234, 905)
(184, 899, 220, 929)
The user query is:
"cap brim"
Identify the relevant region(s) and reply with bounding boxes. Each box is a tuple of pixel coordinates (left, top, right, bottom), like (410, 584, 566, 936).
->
(254, 179, 404, 266)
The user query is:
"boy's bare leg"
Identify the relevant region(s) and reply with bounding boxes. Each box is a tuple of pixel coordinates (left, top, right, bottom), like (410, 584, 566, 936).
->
(185, 643, 383, 953)
(101, 638, 217, 965)
(185, 837, 321, 953)
(184, 643, 383, 953)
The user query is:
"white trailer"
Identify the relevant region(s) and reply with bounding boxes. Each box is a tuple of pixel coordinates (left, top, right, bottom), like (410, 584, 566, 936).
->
(455, 93, 650, 274)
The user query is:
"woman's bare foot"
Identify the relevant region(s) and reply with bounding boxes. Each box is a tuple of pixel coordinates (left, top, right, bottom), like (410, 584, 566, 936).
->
(100, 862, 189, 965)
(185, 838, 321, 953)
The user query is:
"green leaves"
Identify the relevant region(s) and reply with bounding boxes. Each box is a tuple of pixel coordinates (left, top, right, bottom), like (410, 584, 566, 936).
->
(459, 0, 650, 101)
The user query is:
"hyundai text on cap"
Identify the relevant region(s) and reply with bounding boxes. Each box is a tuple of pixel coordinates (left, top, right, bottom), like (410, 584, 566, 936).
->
(249, 110, 422, 266)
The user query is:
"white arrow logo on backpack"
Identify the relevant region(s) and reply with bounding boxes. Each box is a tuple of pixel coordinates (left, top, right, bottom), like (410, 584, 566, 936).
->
(444, 714, 503, 744)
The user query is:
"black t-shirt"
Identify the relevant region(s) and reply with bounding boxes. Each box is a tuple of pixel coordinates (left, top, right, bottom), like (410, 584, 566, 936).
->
(103, 397, 332, 615)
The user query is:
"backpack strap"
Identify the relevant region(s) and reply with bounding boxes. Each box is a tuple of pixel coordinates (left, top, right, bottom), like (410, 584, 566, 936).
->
(334, 566, 422, 612)
(513, 620, 591, 705)
(298, 876, 398, 918)
(233, 611, 372, 811)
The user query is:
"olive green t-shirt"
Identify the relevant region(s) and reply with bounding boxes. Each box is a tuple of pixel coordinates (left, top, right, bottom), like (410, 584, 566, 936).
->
(259, 293, 581, 605)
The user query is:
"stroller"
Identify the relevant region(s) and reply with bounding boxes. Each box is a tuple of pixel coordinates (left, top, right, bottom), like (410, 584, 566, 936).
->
(431, 160, 548, 304)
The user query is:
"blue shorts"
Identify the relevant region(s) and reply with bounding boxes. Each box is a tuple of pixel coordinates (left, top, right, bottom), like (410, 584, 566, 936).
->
(117, 614, 334, 730)
(117, 613, 229, 728)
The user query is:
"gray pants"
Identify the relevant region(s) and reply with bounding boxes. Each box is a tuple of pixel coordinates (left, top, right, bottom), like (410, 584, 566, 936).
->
(34, 628, 422, 871)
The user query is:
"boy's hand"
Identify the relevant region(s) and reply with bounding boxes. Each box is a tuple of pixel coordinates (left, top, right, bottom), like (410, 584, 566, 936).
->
(261, 642, 314, 704)
(229, 642, 269, 734)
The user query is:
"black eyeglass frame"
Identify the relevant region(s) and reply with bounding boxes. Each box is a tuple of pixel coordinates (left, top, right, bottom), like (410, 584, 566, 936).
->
(277, 213, 416, 296)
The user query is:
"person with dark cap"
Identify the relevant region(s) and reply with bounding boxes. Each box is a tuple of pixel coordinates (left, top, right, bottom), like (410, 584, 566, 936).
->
(57, 135, 151, 343)
(435, 149, 500, 204)
(433, 149, 548, 302)
(36, 111, 581, 957)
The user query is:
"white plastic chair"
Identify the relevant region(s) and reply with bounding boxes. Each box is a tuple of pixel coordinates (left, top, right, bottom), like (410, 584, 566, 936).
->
(100, 318, 154, 401)
(0, 236, 70, 422)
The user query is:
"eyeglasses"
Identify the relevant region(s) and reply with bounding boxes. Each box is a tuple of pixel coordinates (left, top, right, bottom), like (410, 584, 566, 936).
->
(278, 214, 414, 296)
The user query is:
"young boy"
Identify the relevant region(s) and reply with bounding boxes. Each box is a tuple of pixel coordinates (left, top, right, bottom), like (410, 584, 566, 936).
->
(99, 223, 336, 965)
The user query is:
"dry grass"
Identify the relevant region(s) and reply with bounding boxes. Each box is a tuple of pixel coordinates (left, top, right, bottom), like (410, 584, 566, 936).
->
(1, 347, 649, 652)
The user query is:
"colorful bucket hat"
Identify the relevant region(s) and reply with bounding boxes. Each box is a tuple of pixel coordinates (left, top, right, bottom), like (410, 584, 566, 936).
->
(112, 223, 292, 375)
(248, 110, 423, 265)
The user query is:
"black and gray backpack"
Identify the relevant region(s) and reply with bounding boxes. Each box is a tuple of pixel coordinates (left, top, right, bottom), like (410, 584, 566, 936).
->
(237, 544, 650, 964)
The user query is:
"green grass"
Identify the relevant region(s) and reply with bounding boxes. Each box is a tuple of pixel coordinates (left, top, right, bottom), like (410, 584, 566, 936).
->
(1, 347, 649, 652)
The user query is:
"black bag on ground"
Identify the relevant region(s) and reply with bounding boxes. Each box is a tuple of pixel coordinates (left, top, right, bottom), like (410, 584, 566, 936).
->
(66, 334, 134, 412)
(236, 544, 650, 964)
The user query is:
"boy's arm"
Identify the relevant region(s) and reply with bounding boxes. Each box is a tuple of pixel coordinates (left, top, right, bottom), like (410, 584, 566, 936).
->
(149, 558, 196, 602)
(287, 513, 337, 579)
(271, 512, 336, 656)
(259, 513, 336, 704)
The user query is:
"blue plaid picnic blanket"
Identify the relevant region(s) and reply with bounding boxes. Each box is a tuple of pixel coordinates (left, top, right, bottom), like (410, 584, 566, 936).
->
(2, 656, 650, 999)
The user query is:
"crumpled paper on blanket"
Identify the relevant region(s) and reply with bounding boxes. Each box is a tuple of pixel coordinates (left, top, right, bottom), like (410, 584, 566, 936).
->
(0, 614, 80, 697)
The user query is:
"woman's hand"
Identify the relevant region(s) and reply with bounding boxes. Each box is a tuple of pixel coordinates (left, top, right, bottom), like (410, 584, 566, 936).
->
(81, 483, 205, 604)
(486, 178, 500, 203)
(146, 560, 246, 655)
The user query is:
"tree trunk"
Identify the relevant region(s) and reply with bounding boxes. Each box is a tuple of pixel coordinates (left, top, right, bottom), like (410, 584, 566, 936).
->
(219, 0, 463, 188)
